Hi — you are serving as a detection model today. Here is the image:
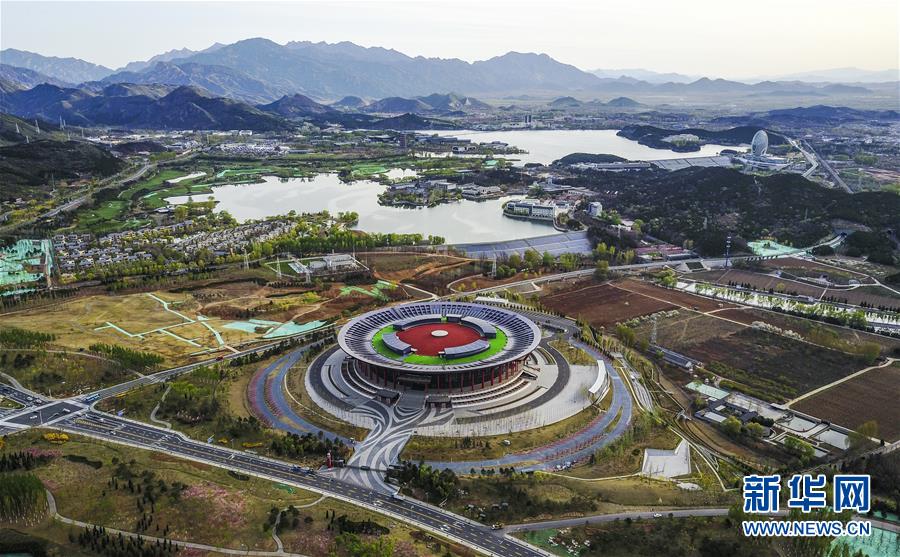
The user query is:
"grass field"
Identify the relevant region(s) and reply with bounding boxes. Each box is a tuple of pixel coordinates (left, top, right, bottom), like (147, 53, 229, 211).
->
(372, 322, 508, 365)
(0, 350, 131, 397)
(448, 473, 735, 525)
(517, 516, 779, 557)
(1, 431, 434, 557)
(565, 424, 682, 479)
(0, 291, 259, 364)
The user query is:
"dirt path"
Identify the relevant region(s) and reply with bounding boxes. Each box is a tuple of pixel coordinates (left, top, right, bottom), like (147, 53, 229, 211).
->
(149, 383, 173, 429)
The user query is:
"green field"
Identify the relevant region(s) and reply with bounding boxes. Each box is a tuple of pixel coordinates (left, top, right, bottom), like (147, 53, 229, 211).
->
(350, 163, 389, 177)
(372, 321, 508, 365)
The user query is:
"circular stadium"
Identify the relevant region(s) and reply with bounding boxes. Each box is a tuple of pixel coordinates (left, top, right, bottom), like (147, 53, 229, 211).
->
(337, 301, 542, 394)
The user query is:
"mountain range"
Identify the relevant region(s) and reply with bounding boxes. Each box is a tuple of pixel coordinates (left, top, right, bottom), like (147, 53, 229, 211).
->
(0, 83, 464, 131)
(1, 48, 112, 83)
(3, 39, 896, 104)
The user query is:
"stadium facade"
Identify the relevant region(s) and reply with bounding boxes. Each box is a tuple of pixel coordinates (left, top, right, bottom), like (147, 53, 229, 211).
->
(337, 301, 541, 394)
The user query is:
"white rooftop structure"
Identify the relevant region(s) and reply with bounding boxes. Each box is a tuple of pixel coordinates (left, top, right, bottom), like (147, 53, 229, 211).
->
(751, 130, 769, 157)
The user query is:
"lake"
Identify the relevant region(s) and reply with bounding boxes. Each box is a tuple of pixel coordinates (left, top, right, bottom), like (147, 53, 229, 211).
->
(423, 129, 738, 165)
(166, 129, 737, 243)
(166, 174, 554, 244)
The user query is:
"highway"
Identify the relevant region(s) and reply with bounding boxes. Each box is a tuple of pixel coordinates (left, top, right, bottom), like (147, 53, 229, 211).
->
(40, 162, 155, 219)
(802, 139, 852, 193)
(0, 354, 550, 556)
(47, 409, 548, 557)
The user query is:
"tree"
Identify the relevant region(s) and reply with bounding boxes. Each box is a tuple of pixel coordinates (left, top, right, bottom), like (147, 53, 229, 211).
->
(594, 260, 610, 281)
(848, 420, 879, 452)
(721, 416, 742, 438)
(558, 253, 578, 271)
(173, 205, 189, 221)
(784, 436, 815, 464)
(847, 310, 868, 329)
(508, 253, 523, 270)
(523, 249, 541, 271)
(542, 251, 554, 267)
(615, 323, 636, 347)
(745, 422, 765, 438)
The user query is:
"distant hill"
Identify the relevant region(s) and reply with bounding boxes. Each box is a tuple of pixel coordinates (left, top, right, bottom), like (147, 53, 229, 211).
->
(367, 113, 458, 130)
(762, 67, 899, 84)
(547, 95, 640, 110)
(554, 153, 627, 165)
(2, 84, 292, 131)
(617, 125, 784, 151)
(0, 113, 66, 146)
(714, 105, 900, 127)
(0, 48, 113, 83)
(144, 38, 604, 98)
(0, 64, 72, 92)
(363, 96, 433, 114)
(117, 43, 226, 73)
(0, 140, 124, 199)
(549, 96, 583, 108)
(6, 42, 895, 107)
(361, 93, 491, 115)
(592, 68, 696, 83)
(332, 96, 368, 110)
(416, 93, 491, 112)
(258, 94, 336, 117)
(605, 96, 641, 108)
(100, 61, 283, 104)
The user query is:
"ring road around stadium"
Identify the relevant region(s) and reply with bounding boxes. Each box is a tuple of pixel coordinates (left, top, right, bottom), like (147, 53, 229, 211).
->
(337, 301, 542, 404)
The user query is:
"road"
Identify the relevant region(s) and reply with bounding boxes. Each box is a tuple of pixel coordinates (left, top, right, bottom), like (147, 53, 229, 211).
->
(40, 162, 155, 219)
(47, 410, 548, 557)
(788, 137, 819, 179)
(801, 139, 851, 193)
(0, 357, 550, 556)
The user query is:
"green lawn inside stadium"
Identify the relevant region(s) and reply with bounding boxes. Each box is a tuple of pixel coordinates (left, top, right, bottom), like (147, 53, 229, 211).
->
(372, 322, 508, 365)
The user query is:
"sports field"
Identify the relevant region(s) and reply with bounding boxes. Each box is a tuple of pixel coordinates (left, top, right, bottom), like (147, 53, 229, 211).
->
(372, 321, 508, 365)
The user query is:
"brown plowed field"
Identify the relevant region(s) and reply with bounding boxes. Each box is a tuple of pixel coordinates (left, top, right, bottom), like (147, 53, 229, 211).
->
(539, 281, 674, 327)
(614, 279, 736, 312)
(690, 269, 826, 298)
(793, 364, 900, 442)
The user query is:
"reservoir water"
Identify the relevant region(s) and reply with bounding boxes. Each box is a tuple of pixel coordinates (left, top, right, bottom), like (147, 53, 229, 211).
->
(166, 174, 553, 244)
(166, 129, 737, 243)
(423, 129, 736, 165)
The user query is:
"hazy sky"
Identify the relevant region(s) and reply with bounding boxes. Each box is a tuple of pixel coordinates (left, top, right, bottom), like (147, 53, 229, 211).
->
(2, 0, 898, 78)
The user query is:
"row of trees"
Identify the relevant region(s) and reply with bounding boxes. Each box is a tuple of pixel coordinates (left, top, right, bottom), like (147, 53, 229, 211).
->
(0, 451, 55, 472)
(72, 526, 179, 557)
(388, 461, 459, 503)
(269, 432, 350, 460)
(89, 343, 164, 372)
(0, 326, 55, 348)
(0, 473, 47, 522)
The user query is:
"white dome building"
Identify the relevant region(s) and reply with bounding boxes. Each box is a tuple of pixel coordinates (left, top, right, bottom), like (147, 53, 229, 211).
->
(751, 130, 769, 157)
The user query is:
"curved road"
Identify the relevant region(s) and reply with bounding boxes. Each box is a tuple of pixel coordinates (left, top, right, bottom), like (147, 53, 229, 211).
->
(247, 310, 634, 474)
